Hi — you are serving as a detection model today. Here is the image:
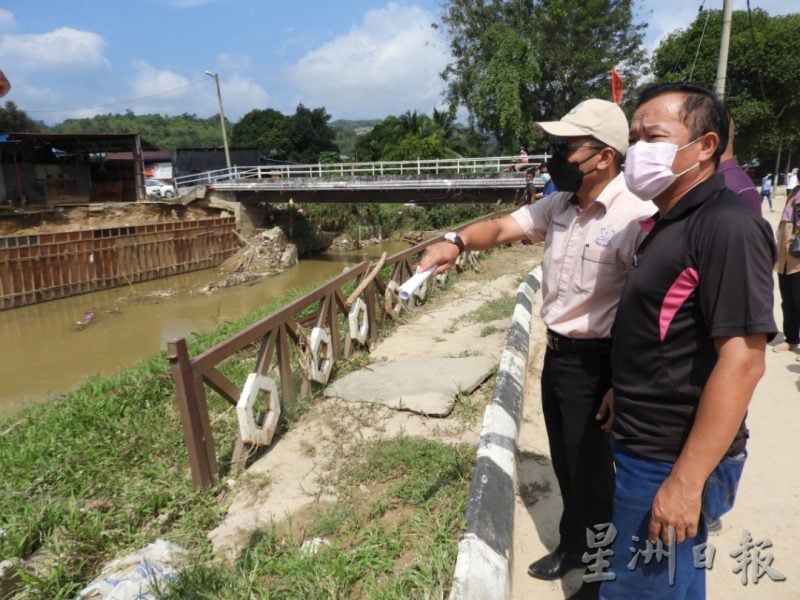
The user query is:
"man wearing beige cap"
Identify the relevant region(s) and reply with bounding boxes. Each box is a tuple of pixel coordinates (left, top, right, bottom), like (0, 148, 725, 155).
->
(420, 99, 653, 599)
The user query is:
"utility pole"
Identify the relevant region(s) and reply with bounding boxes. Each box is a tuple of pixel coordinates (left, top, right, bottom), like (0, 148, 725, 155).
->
(205, 71, 232, 170)
(714, 0, 734, 99)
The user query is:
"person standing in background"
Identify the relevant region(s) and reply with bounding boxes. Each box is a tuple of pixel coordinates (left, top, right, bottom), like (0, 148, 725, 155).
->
(787, 168, 799, 191)
(522, 169, 536, 205)
(773, 185, 800, 353)
(540, 163, 557, 196)
(761, 173, 773, 211)
(716, 115, 760, 214)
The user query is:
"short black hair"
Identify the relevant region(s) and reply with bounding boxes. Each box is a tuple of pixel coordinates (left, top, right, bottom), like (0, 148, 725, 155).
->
(635, 82, 728, 165)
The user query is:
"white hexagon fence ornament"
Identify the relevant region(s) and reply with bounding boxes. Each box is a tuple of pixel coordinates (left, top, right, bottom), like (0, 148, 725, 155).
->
(348, 297, 369, 345)
(309, 326, 333, 384)
(235, 373, 281, 447)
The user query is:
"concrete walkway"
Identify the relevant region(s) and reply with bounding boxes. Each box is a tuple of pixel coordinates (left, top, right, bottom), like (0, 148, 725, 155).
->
(510, 202, 800, 599)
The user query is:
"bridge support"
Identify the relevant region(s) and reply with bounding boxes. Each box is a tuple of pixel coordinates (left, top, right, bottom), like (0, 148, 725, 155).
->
(206, 191, 265, 235)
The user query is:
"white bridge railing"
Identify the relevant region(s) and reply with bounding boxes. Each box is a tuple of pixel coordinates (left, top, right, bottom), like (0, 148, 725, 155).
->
(174, 154, 548, 190)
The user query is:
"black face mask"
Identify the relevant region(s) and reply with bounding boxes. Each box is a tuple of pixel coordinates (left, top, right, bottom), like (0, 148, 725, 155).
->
(546, 150, 600, 193)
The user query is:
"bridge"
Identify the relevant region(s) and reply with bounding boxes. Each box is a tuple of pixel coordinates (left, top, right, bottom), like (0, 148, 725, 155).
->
(174, 155, 549, 204)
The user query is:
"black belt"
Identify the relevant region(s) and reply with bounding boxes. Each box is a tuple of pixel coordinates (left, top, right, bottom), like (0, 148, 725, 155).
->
(545, 330, 612, 354)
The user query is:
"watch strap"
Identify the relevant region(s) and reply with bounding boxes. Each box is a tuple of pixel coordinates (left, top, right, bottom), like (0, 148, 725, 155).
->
(445, 232, 465, 253)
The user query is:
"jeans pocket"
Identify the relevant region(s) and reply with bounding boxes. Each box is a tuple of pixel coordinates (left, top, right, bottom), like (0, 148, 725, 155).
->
(702, 451, 746, 522)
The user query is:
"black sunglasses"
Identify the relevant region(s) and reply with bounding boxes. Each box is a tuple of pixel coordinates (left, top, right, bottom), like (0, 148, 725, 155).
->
(550, 140, 604, 158)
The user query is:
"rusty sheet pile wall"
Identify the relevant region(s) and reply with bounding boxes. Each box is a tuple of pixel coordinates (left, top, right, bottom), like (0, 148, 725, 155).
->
(0, 217, 237, 310)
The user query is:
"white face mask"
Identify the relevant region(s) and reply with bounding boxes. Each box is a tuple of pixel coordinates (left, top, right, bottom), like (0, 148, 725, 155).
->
(624, 139, 700, 200)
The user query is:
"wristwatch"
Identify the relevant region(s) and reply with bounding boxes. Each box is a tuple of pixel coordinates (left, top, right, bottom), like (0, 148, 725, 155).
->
(443, 231, 465, 254)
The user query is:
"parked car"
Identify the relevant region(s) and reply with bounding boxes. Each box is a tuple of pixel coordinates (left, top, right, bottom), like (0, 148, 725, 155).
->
(145, 179, 175, 199)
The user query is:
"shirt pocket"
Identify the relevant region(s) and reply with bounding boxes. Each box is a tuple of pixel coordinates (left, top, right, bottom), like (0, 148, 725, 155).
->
(575, 246, 622, 293)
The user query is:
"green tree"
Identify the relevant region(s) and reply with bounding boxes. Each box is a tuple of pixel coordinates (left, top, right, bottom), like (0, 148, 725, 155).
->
(0, 101, 41, 132)
(438, 0, 647, 151)
(354, 110, 488, 161)
(354, 116, 406, 161)
(230, 108, 289, 156)
(230, 105, 339, 162)
(438, 1, 539, 150)
(650, 9, 800, 169)
(284, 104, 339, 163)
(50, 111, 225, 149)
(531, 0, 646, 121)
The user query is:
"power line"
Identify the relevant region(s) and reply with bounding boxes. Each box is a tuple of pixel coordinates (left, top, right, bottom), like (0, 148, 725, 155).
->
(688, 8, 711, 81)
(668, 0, 706, 77)
(25, 78, 208, 114)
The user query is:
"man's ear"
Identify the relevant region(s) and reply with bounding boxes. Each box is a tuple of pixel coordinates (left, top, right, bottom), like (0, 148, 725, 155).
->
(697, 131, 720, 162)
(596, 147, 616, 171)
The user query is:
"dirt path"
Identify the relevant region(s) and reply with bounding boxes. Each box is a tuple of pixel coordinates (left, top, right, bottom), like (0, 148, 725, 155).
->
(511, 203, 800, 599)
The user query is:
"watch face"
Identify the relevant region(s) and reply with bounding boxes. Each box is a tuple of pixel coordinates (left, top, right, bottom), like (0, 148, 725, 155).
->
(444, 232, 456, 242)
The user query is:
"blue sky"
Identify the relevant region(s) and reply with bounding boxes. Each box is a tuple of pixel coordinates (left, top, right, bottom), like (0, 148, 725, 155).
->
(0, 0, 792, 125)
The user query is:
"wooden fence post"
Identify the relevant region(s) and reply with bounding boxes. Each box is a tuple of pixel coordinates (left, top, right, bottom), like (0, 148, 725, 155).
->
(167, 338, 218, 490)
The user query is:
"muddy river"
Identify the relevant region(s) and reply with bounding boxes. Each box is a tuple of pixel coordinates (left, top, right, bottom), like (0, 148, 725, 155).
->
(0, 241, 410, 417)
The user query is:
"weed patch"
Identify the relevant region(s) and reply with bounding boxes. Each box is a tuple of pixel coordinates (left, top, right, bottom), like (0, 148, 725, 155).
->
(464, 295, 516, 324)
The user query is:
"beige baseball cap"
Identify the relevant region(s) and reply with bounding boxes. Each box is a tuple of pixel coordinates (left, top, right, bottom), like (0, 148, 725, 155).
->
(535, 99, 629, 155)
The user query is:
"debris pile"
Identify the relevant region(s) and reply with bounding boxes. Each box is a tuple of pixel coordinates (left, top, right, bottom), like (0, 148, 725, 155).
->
(201, 227, 298, 292)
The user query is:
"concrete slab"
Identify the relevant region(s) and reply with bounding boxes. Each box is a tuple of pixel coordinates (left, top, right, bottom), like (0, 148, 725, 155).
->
(324, 355, 496, 416)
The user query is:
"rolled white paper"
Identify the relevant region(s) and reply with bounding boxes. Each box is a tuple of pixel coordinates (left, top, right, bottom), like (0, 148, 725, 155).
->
(398, 266, 436, 300)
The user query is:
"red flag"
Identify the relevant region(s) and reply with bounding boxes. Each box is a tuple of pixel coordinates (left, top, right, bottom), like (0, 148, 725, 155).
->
(611, 68, 624, 105)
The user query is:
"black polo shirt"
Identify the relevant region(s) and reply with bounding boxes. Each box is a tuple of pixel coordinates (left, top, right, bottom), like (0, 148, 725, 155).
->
(611, 174, 777, 462)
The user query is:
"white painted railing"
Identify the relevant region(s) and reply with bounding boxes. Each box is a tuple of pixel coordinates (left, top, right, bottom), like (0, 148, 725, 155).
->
(174, 154, 548, 189)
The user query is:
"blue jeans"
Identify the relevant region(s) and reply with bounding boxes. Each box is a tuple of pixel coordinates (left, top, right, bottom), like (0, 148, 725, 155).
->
(599, 441, 746, 599)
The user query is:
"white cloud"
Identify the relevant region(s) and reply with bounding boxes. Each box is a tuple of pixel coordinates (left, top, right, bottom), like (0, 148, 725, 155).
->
(0, 8, 16, 29)
(127, 61, 269, 120)
(131, 61, 194, 100)
(219, 73, 270, 115)
(284, 2, 449, 119)
(0, 27, 109, 72)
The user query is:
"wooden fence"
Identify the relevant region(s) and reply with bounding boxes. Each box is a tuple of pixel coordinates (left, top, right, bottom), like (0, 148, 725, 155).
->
(167, 212, 506, 490)
(0, 217, 237, 310)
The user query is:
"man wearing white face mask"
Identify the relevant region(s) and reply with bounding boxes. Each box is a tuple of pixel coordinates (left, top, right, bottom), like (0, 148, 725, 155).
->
(600, 83, 777, 599)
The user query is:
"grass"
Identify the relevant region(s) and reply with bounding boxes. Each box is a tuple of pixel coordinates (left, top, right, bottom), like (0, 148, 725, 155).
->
(443, 294, 516, 335)
(161, 437, 475, 599)
(480, 325, 502, 337)
(464, 295, 516, 324)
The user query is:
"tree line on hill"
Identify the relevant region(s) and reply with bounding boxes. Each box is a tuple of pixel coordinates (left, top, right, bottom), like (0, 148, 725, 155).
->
(0, 3, 797, 170)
